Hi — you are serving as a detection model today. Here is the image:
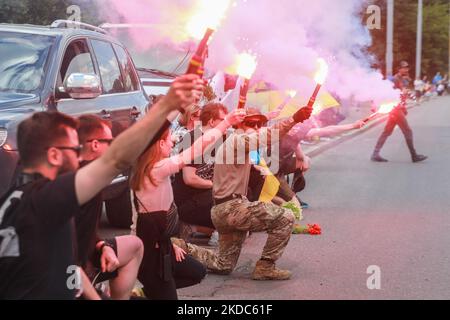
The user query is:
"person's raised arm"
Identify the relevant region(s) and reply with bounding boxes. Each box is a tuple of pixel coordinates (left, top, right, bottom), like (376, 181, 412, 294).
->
(75, 75, 204, 205)
(295, 143, 306, 161)
(306, 120, 364, 140)
(178, 109, 246, 166)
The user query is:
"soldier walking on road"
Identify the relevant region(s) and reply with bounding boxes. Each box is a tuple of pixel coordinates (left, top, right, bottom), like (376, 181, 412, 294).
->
(371, 61, 428, 163)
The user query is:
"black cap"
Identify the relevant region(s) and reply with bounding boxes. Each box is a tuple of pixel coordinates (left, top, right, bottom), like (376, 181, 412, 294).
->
(244, 107, 269, 124)
(244, 114, 269, 124)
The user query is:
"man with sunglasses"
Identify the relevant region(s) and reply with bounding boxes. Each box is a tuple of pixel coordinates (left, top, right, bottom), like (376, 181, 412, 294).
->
(0, 74, 204, 299)
(180, 104, 313, 281)
(239, 109, 304, 209)
(75, 115, 144, 300)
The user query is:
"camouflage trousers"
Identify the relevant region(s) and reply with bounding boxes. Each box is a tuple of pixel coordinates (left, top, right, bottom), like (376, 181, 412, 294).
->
(187, 197, 295, 275)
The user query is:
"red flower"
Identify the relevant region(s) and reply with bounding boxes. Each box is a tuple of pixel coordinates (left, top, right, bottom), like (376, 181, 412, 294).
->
(293, 223, 322, 235)
(307, 224, 322, 235)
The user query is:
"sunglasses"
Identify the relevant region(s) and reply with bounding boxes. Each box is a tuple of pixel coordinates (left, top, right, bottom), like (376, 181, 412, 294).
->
(86, 138, 114, 146)
(244, 121, 265, 129)
(49, 145, 83, 157)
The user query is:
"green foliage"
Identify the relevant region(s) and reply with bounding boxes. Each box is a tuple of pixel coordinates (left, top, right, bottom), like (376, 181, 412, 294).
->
(282, 201, 302, 221)
(1, 1, 448, 78)
(368, 0, 449, 78)
(0, 0, 103, 26)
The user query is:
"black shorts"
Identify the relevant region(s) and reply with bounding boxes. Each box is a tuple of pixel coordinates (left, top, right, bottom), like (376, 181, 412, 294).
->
(87, 238, 119, 285)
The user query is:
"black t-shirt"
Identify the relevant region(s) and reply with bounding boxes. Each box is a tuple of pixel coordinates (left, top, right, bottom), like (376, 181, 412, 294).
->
(75, 194, 102, 268)
(0, 173, 80, 300)
(75, 161, 102, 268)
(173, 129, 215, 206)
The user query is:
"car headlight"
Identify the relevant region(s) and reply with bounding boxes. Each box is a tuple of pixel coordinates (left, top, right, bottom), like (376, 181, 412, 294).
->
(0, 128, 7, 147)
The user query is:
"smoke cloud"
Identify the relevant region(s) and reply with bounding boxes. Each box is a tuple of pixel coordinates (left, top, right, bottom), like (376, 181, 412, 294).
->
(96, 0, 399, 104)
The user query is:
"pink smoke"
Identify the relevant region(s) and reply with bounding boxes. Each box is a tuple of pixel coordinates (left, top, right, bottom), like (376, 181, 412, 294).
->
(97, 0, 399, 104)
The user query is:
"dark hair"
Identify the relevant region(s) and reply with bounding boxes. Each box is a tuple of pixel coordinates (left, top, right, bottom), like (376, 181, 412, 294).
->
(200, 103, 228, 126)
(17, 112, 79, 167)
(77, 114, 112, 144)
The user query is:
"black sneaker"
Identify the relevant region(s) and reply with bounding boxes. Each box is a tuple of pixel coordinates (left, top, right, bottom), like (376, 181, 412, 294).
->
(371, 154, 388, 162)
(412, 155, 428, 163)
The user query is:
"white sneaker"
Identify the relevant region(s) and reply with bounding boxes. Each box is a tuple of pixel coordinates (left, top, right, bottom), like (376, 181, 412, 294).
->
(208, 231, 219, 247)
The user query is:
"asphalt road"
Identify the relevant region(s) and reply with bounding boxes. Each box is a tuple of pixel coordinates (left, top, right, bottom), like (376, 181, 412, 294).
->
(179, 96, 450, 300)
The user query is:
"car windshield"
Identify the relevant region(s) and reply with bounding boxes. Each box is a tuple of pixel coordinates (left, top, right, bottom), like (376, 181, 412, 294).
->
(0, 31, 55, 93)
(104, 27, 194, 76)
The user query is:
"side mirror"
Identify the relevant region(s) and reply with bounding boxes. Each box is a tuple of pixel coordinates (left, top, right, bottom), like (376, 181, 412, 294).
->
(63, 73, 102, 99)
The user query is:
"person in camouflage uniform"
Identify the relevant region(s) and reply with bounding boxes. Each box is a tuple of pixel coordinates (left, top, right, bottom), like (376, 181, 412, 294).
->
(186, 197, 295, 279)
(174, 105, 313, 280)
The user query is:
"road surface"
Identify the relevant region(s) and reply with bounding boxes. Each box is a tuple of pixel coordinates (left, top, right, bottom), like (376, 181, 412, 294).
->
(179, 96, 450, 300)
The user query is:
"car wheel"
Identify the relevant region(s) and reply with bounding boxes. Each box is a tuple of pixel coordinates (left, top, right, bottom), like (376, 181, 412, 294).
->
(105, 187, 133, 229)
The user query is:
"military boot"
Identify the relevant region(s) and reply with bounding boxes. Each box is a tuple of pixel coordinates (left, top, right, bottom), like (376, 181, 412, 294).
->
(412, 154, 428, 163)
(252, 260, 292, 281)
(371, 153, 388, 162)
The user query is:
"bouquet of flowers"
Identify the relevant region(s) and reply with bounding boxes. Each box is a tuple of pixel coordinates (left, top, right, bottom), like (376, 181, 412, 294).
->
(292, 223, 322, 235)
(282, 202, 303, 221)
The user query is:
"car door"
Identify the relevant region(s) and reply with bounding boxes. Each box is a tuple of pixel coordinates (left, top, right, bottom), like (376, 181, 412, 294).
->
(55, 38, 147, 138)
(89, 39, 147, 138)
(88, 40, 148, 228)
(55, 38, 108, 117)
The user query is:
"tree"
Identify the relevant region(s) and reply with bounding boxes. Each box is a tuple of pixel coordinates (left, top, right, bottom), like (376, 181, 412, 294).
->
(0, 0, 103, 26)
(367, 0, 449, 79)
(422, 0, 449, 77)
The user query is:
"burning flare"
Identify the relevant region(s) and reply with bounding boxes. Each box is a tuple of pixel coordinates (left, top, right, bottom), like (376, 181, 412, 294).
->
(235, 52, 257, 109)
(377, 101, 398, 114)
(287, 90, 297, 98)
(312, 102, 323, 116)
(236, 52, 258, 79)
(186, 0, 231, 40)
(306, 58, 329, 109)
(363, 101, 399, 123)
(314, 58, 329, 85)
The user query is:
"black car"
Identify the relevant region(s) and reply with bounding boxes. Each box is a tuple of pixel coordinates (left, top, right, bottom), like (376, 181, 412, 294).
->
(0, 20, 150, 228)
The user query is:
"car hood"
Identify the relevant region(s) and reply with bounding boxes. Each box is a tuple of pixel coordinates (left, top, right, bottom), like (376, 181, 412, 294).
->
(0, 92, 39, 127)
(0, 92, 40, 110)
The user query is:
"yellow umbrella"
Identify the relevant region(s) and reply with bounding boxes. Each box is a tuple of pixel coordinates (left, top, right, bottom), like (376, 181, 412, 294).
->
(276, 90, 340, 119)
(249, 81, 273, 93)
(247, 91, 286, 114)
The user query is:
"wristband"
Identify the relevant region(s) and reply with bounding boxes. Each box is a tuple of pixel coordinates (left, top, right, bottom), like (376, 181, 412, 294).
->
(99, 241, 114, 253)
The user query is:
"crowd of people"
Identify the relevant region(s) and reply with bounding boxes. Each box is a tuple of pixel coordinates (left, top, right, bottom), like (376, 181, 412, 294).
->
(0, 72, 327, 300)
(414, 71, 449, 100)
(1, 55, 437, 300)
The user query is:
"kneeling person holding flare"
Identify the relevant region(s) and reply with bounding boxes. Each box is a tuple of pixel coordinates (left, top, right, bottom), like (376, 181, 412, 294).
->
(176, 104, 314, 280)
